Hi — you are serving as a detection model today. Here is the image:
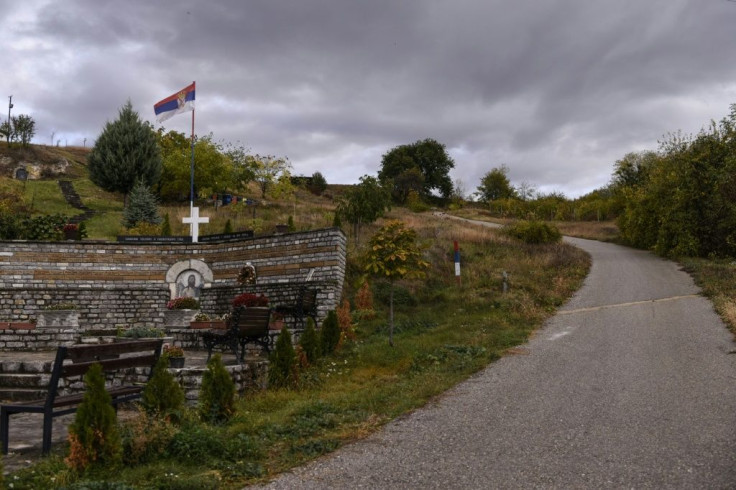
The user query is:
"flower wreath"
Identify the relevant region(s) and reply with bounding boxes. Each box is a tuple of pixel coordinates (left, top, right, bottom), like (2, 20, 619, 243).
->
(237, 263, 257, 285)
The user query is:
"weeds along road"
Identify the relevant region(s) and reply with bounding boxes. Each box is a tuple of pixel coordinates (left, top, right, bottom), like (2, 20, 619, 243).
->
(252, 223, 736, 489)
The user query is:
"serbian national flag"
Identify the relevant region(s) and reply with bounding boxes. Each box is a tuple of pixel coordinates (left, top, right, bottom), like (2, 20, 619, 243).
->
(154, 82, 195, 123)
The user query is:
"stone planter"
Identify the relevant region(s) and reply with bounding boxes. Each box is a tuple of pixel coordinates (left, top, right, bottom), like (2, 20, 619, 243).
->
(164, 309, 198, 327)
(37, 310, 79, 328)
(189, 320, 226, 330)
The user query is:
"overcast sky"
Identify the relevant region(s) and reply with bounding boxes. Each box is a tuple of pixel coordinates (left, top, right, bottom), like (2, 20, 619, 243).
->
(3, 0, 736, 198)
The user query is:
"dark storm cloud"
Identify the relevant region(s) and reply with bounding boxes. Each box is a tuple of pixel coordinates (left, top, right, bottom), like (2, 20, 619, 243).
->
(3, 0, 736, 196)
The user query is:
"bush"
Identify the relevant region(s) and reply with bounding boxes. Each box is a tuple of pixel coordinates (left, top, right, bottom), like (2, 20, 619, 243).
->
(299, 317, 320, 365)
(503, 220, 561, 244)
(122, 180, 162, 229)
(337, 297, 355, 344)
(66, 363, 122, 472)
(320, 310, 340, 355)
(223, 219, 233, 234)
(269, 326, 298, 388)
(373, 281, 417, 307)
(309, 171, 328, 195)
(199, 354, 236, 424)
(141, 355, 185, 417)
(120, 408, 178, 465)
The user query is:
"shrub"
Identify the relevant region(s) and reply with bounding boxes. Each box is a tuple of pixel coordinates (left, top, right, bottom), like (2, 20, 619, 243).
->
(142, 355, 185, 417)
(354, 281, 374, 311)
(337, 297, 355, 344)
(504, 220, 561, 244)
(287, 215, 296, 231)
(299, 317, 320, 365)
(373, 281, 417, 307)
(167, 297, 200, 310)
(223, 219, 233, 234)
(320, 310, 340, 355)
(232, 293, 268, 308)
(120, 408, 178, 465)
(122, 180, 162, 229)
(309, 171, 328, 195)
(66, 363, 122, 472)
(199, 354, 236, 424)
(269, 326, 298, 388)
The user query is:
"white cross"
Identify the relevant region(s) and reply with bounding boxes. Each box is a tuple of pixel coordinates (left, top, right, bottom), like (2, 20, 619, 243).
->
(182, 206, 209, 243)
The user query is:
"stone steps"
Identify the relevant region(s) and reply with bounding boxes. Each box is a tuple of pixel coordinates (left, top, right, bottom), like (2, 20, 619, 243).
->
(0, 387, 48, 402)
(0, 361, 53, 402)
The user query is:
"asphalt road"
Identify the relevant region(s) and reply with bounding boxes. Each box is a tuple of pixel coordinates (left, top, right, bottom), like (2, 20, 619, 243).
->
(253, 231, 736, 489)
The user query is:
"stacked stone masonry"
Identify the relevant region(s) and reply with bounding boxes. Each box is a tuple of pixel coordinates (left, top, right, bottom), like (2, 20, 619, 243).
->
(0, 228, 347, 332)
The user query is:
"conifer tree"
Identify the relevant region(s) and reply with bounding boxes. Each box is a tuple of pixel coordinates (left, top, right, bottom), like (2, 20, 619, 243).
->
(269, 326, 298, 388)
(122, 180, 162, 229)
(299, 317, 320, 365)
(66, 363, 122, 471)
(88, 100, 162, 205)
(320, 310, 341, 355)
(142, 355, 185, 417)
(199, 354, 235, 424)
(223, 218, 233, 234)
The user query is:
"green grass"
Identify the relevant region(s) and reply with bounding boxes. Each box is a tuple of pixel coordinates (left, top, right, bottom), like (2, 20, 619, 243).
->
(6, 214, 590, 489)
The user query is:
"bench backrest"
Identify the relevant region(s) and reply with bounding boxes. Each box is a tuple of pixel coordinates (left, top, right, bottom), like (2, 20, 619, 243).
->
(47, 339, 163, 403)
(231, 306, 271, 337)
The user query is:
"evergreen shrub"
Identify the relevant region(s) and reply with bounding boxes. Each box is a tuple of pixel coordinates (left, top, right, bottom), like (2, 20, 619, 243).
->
(299, 317, 320, 365)
(141, 355, 185, 417)
(199, 354, 236, 424)
(269, 326, 298, 388)
(66, 363, 122, 472)
(320, 310, 340, 355)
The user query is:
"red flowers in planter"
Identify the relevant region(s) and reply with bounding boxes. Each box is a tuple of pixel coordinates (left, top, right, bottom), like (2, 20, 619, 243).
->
(232, 293, 269, 308)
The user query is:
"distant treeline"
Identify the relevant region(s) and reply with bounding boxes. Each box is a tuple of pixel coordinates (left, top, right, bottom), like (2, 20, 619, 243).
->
(478, 104, 736, 258)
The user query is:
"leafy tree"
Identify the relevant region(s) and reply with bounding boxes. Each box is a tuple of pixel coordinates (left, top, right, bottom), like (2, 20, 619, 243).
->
(477, 165, 517, 202)
(0, 120, 11, 145)
(251, 155, 292, 198)
(199, 354, 236, 424)
(335, 175, 391, 243)
(66, 363, 122, 471)
(156, 130, 237, 202)
(363, 220, 429, 346)
(12, 114, 35, 148)
(269, 326, 298, 388)
(122, 180, 162, 229)
(88, 101, 162, 205)
(309, 171, 328, 195)
(142, 355, 185, 417)
(379, 138, 455, 200)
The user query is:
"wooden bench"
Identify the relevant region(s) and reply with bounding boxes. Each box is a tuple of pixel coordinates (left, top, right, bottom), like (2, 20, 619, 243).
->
(1, 338, 163, 455)
(201, 306, 271, 362)
(273, 287, 318, 329)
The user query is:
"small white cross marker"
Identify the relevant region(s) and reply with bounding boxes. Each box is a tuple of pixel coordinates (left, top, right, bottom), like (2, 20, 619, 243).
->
(182, 206, 209, 243)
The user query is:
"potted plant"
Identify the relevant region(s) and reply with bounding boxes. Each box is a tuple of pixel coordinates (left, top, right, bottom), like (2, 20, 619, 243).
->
(189, 312, 226, 330)
(163, 345, 185, 368)
(63, 223, 79, 240)
(37, 303, 80, 328)
(164, 296, 200, 327)
(232, 293, 269, 309)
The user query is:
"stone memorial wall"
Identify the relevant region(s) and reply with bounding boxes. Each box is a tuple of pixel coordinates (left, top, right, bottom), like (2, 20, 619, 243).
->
(0, 228, 346, 332)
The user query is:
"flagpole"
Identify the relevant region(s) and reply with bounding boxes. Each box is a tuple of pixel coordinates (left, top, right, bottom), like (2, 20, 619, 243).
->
(190, 81, 196, 212)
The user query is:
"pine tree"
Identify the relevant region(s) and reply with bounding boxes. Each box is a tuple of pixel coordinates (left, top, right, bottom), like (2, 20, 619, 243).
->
(299, 317, 320, 365)
(88, 100, 162, 205)
(199, 354, 236, 424)
(142, 356, 185, 417)
(66, 363, 122, 471)
(269, 326, 298, 388)
(320, 310, 340, 355)
(122, 180, 162, 229)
